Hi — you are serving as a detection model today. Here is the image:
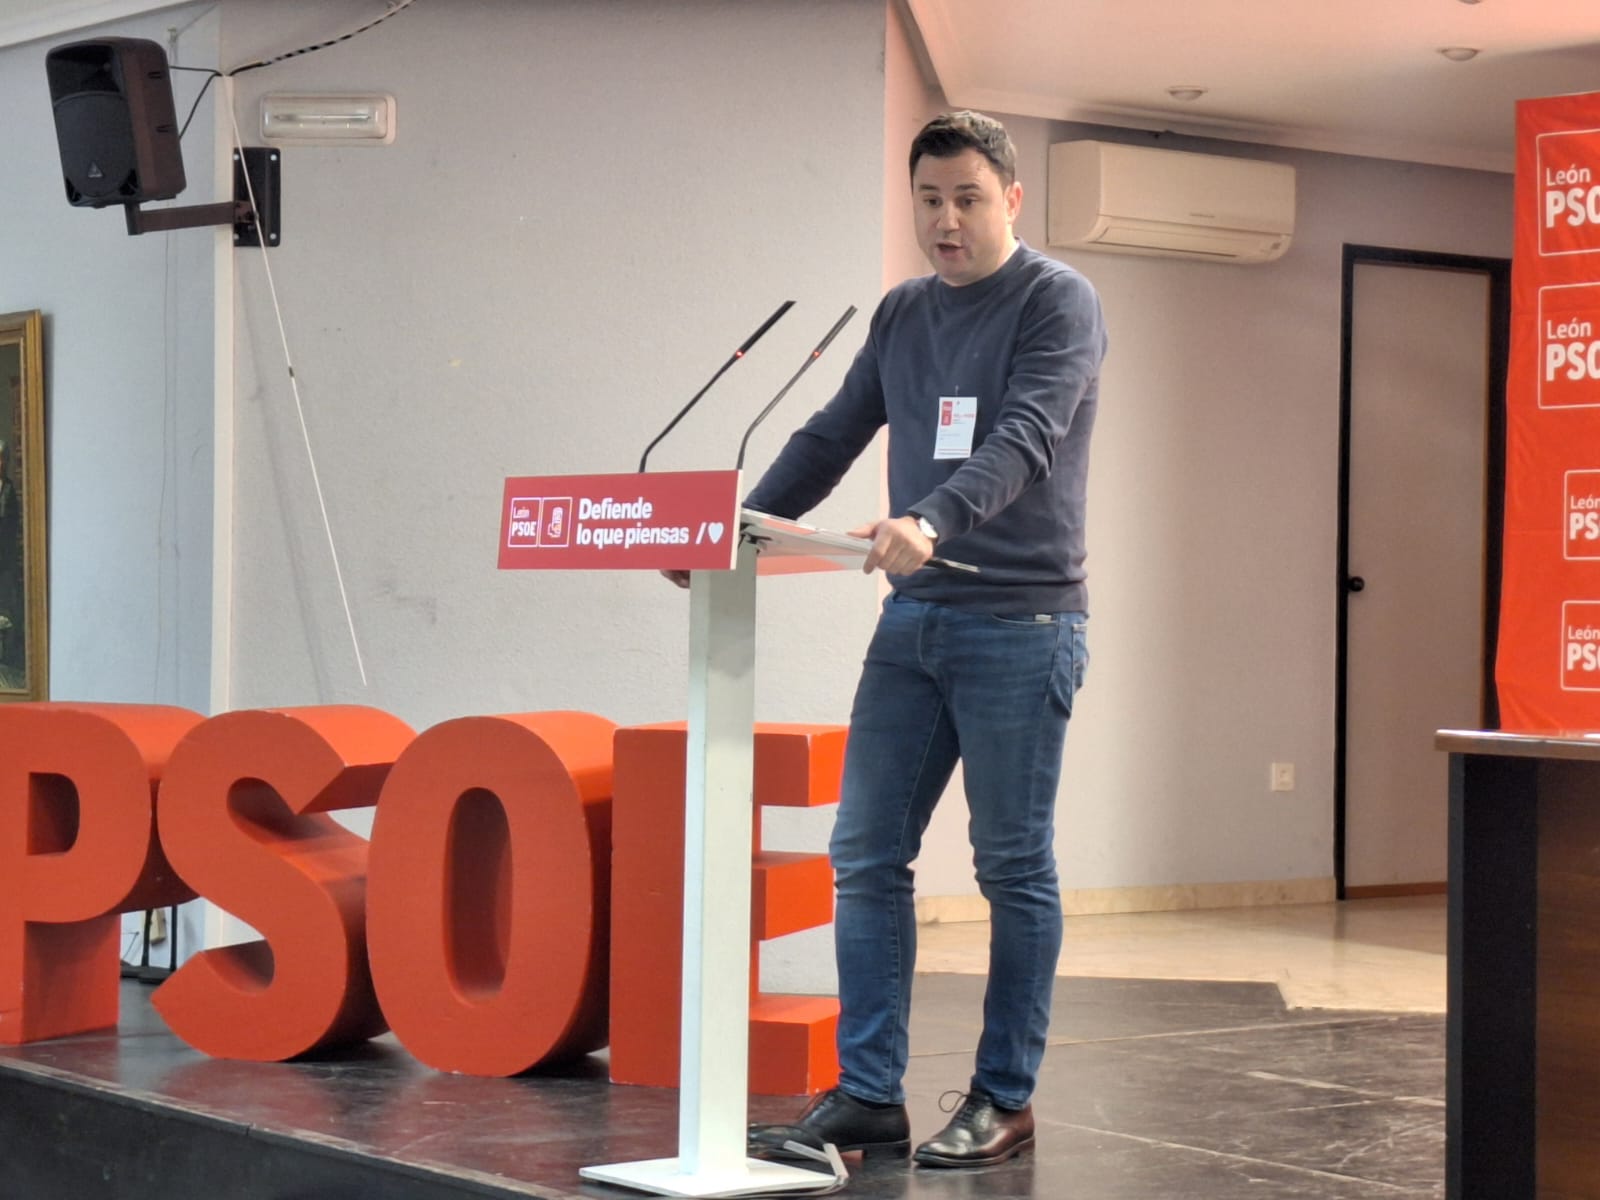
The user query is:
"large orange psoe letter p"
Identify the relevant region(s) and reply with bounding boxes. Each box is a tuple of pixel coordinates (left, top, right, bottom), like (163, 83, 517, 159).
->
(153, 706, 414, 1060)
(0, 703, 202, 1044)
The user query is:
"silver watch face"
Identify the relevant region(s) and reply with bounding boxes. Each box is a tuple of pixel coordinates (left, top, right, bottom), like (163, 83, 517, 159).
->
(915, 515, 938, 541)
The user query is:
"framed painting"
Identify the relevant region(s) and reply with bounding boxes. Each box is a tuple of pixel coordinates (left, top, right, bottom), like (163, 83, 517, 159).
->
(0, 310, 46, 701)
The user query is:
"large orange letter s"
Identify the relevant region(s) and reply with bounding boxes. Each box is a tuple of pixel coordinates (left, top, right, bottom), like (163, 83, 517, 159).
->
(0, 703, 202, 1044)
(152, 706, 413, 1060)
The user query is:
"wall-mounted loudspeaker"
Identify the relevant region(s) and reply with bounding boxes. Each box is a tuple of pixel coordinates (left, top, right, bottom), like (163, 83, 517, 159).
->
(45, 37, 185, 208)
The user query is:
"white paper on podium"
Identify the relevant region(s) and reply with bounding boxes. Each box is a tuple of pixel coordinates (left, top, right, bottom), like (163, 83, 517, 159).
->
(740, 509, 979, 577)
(739, 510, 870, 575)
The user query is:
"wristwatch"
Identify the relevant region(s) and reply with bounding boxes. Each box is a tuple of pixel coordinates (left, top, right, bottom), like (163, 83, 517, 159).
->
(909, 512, 938, 543)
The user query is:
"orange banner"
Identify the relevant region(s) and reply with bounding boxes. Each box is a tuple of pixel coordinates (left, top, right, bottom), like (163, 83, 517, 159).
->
(1499, 91, 1600, 728)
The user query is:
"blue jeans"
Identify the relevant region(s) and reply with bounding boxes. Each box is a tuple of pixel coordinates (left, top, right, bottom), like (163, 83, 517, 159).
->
(830, 593, 1087, 1110)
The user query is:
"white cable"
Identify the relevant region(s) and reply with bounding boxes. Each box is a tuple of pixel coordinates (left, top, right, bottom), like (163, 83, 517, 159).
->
(225, 82, 368, 687)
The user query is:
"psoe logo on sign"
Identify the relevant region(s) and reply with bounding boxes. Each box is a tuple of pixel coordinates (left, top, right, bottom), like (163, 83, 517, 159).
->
(1539, 284, 1600, 408)
(1561, 600, 1600, 690)
(1538, 129, 1600, 257)
(1566, 470, 1600, 559)
(505, 496, 573, 549)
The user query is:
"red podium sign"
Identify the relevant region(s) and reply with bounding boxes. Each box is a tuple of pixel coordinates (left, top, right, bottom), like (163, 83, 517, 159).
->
(498, 470, 742, 571)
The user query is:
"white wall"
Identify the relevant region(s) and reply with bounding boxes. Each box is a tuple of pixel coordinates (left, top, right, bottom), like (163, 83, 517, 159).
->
(1, 3, 221, 968)
(7, 0, 1521, 993)
(934, 119, 1510, 899)
(882, 0, 942, 291)
(217, 0, 886, 737)
(749, 0, 945, 993)
(0, 4, 219, 711)
(213, 0, 892, 984)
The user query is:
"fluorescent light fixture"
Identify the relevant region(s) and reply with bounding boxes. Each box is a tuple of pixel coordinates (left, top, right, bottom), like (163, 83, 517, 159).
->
(260, 93, 396, 144)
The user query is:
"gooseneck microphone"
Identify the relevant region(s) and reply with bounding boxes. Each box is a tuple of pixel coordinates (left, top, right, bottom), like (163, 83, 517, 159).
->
(637, 300, 795, 472)
(735, 306, 858, 470)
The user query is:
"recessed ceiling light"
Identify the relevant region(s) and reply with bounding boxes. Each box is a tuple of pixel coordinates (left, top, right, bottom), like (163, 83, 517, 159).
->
(1166, 86, 1207, 102)
(1439, 46, 1480, 62)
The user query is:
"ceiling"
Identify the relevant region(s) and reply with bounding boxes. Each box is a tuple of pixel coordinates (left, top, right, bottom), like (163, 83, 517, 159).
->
(906, 0, 1600, 172)
(6, 1, 1599, 173)
(0, 0, 188, 52)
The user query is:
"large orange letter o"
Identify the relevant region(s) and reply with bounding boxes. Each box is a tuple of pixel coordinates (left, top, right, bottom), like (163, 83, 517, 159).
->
(367, 711, 614, 1076)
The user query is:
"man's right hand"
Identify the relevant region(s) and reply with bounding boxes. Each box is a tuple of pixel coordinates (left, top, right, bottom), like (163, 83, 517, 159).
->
(849, 516, 935, 576)
(660, 569, 691, 589)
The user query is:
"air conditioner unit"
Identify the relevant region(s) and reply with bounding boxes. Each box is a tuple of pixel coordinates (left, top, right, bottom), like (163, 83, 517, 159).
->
(1046, 140, 1295, 264)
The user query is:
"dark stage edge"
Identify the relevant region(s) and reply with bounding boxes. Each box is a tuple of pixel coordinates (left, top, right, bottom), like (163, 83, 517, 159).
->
(0, 975, 1445, 1200)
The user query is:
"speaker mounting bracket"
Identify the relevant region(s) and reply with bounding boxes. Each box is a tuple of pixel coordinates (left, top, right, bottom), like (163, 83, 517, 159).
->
(121, 147, 281, 247)
(232, 147, 280, 248)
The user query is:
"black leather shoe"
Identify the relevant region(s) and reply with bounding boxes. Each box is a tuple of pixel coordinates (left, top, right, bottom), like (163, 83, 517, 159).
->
(913, 1090, 1034, 1167)
(749, 1087, 910, 1159)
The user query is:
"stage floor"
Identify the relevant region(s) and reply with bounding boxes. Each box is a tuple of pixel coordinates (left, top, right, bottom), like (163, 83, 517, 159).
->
(0, 970, 1443, 1199)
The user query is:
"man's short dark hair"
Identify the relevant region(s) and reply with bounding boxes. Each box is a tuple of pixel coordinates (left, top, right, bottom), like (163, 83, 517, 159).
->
(909, 110, 1017, 188)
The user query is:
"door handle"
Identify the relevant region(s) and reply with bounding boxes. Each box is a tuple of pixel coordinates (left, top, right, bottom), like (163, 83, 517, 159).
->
(1347, 576, 1366, 593)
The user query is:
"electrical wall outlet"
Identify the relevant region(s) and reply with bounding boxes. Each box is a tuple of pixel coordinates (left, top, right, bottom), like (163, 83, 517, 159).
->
(1270, 762, 1296, 792)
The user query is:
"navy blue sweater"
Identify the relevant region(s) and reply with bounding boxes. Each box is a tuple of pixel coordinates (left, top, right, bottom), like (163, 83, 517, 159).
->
(745, 243, 1106, 615)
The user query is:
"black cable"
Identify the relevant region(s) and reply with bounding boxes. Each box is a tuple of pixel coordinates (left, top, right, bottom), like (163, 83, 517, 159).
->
(227, 0, 419, 77)
(177, 69, 220, 140)
(166, 2, 420, 140)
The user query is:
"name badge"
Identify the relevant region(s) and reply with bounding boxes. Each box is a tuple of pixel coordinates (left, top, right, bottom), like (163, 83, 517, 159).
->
(934, 396, 977, 460)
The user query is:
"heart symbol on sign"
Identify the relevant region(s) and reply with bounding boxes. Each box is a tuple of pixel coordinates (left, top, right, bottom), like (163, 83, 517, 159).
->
(707, 522, 725, 544)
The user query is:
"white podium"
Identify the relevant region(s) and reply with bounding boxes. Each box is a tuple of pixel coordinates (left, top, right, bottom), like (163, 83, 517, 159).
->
(579, 512, 868, 1198)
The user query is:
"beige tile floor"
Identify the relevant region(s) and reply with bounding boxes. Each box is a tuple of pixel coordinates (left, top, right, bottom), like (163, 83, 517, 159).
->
(917, 895, 1447, 1013)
